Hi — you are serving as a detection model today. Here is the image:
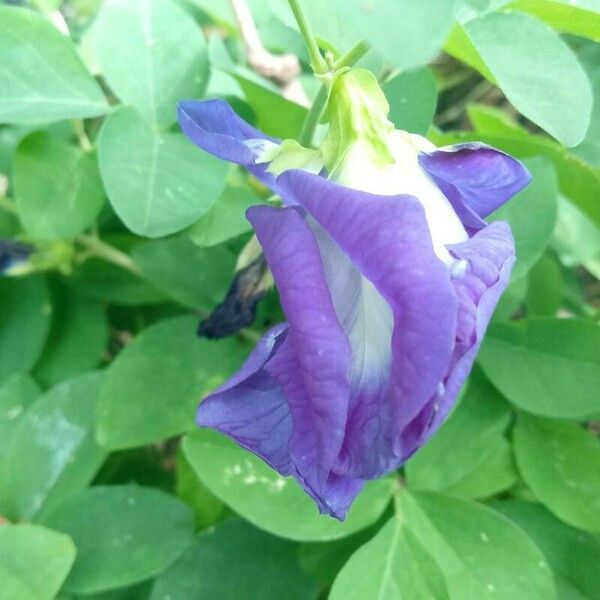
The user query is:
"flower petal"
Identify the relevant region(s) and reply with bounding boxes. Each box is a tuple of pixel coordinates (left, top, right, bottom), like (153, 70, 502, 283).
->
(276, 169, 459, 478)
(177, 99, 279, 188)
(418, 142, 531, 230)
(246, 204, 355, 510)
(400, 221, 516, 455)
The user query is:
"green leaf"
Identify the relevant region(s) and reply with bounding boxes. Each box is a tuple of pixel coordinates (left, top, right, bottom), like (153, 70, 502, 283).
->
(490, 157, 558, 280)
(405, 367, 511, 492)
(182, 429, 394, 542)
(132, 234, 235, 309)
(150, 519, 318, 600)
(526, 253, 563, 318)
(96, 316, 245, 449)
(458, 11, 593, 147)
(98, 106, 228, 237)
(494, 500, 600, 600)
(513, 414, 600, 532)
(0, 374, 40, 517)
(33, 286, 108, 388)
(508, 0, 600, 43)
(478, 318, 600, 419)
(334, 0, 456, 71)
(0, 276, 52, 385)
(14, 133, 105, 240)
(8, 371, 108, 520)
(231, 69, 308, 139)
(383, 68, 438, 136)
(443, 437, 518, 500)
(94, 0, 209, 128)
(40, 485, 195, 595)
(332, 490, 555, 600)
(188, 186, 257, 247)
(0, 524, 76, 600)
(69, 257, 167, 306)
(0, 7, 108, 124)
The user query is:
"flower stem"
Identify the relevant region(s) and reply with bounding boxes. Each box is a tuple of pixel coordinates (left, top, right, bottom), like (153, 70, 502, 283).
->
(77, 234, 142, 276)
(334, 40, 369, 70)
(286, 0, 328, 74)
(300, 84, 328, 146)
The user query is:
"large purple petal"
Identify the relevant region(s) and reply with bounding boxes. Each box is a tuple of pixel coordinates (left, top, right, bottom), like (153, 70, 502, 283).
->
(275, 169, 459, 478)
(400, 221, 515, 455)
(418, 142, 531, 230)
(177, 99, 279, 189)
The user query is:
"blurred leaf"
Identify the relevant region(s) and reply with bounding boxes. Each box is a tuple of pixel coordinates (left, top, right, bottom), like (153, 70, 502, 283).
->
(0, 7, 108, 124)
(41, 485, 195, 594)
(0, 275, 51, 385)
(406, 367, 511, 492)
(508, 0, 600, 42)
(383, 68, 438, 136)
(175, 450, 224, 529)
(478, 318, 600, 419)
(513, 414, 600, 532)
(98, 106, 228, 237)
(494, 500, 600, 600)
(443, 437, 518, 500)
(132, 234, 235, 309)
(231, 69, 307, 139)
(94, 0, 209, 128)
(492, 274, 527, 322)
(8, 371, 107, 520)
(149, 519, 318, 600)
(69, 258, 167, 306)
(14, 133, 105, 240)
(490, 157, 558, 280)
(34, 286, 108, 388)
(333, 0, 455, 71)
(0, 523, 76, 600)
(182, 429, 394, 542)
(96, 316, 245, 449)
(525, 253, 563, 317)
(330, 490, 555, 600)
(188, 186, 257, 247)
(449, 11, 593, 147)
(0, 374, 40, 517)
(269, 0, 358, 54)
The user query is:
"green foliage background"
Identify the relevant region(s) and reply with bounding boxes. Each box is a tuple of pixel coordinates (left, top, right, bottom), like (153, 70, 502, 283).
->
(0, 0, 599, 598)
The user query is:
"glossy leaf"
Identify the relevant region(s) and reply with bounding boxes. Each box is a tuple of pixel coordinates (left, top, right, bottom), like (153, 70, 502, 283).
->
(0, 276, 51, 385)
(182, 429, 394, 542)
(8, 371, 108, 520)
(0, 524, 76, 600)
(94, 0, 209, 128)
(96, 316, 246, 449)
(33, 286, 108, 388)
(14, 133, 105, 240)
(150, 519, 318, 600)
(494, 500, 600, 600)
(98, 106, 228, 237)
(41, 485, 195, 594)
(457, 11, 592, 147)
(478, 318, 600, 419)
(330, 490, 555, 600)
(513, 414, 600, 532)
(0, 6, 108, 123)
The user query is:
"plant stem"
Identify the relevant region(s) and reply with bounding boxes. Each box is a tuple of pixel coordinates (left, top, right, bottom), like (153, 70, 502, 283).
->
(77, 234, 142, 276)
(0, 195, 16, 214)
(286, 0, 328, 74)
(300, 85, 328, 146)
(73, 119, 93, 152)
(334, 40, 369, 70)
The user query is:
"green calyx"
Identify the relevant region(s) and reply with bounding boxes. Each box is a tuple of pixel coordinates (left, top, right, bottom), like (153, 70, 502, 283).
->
(321, 68, 396, 176)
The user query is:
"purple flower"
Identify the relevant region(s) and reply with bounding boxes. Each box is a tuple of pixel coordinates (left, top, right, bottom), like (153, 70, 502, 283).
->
(178, 70, 530, 519)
